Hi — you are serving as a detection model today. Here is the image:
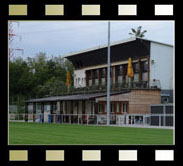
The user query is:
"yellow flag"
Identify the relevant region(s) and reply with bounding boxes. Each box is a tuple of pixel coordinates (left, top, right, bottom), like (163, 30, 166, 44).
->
(66, 71, 71, 86)
(127, 58, 134, 78)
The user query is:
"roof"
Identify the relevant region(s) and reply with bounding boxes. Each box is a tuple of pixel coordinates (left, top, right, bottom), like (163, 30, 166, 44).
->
(63, 37, 173, 59)
(64, 38, 151, 69)
(25, 90, 130, 103)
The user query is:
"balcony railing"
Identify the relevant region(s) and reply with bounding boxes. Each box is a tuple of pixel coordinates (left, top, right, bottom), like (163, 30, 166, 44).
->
(64, 80, 161, 95)
(36, 80, 161, 98)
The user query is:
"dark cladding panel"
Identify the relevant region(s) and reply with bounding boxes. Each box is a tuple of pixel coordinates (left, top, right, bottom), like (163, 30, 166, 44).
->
(150, 116, 159, 126)
(67, 39, 150, 69)
(166, 116, 173, 126)
(165, 105, 173, 114)
(151, 106, 163, 114)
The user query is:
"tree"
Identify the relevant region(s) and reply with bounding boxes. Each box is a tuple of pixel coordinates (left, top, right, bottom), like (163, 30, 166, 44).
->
(129, 26, 147, 38)
(9, 52, 74, 99)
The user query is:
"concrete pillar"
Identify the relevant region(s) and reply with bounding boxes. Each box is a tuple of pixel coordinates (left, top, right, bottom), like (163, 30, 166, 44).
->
(25, 103, 28, 122)
(33, 103, 36, 122)
(41, 103, 44, 123)
(60, 101, 63, 123)
(50, 102, 54, 123)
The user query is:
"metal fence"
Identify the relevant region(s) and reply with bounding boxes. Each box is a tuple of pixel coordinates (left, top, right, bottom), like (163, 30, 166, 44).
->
(9, 113, 173, 128)
(150, 104, 174, 127)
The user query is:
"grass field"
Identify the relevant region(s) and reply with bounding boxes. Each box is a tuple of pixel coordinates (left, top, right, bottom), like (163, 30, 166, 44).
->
(9, 122, 173, 145)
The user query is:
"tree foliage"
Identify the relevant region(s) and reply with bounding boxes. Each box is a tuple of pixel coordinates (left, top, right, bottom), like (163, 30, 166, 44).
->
(9, 52, 74, 99)
(129, 26, 147, 38)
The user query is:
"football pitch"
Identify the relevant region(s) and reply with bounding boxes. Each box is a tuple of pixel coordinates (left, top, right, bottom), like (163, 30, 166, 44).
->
(9, 122, 173, 145)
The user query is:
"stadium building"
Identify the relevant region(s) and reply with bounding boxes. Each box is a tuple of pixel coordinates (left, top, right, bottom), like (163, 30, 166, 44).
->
(24, 37, 174, 126)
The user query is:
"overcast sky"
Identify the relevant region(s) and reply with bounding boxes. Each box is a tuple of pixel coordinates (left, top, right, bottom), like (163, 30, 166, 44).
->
(11, 21, 174, 59)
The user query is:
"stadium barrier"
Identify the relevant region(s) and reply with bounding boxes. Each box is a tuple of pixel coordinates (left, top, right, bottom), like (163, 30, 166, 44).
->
(9, 113, 174, 128)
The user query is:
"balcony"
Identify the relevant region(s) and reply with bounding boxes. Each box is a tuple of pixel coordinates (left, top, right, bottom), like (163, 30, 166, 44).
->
(52, 79, 161, 96)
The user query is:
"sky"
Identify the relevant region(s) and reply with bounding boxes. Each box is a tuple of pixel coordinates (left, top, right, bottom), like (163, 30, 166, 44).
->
(11, 21, 174, 59)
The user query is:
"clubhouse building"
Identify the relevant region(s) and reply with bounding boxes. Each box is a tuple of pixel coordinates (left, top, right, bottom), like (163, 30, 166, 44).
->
(24, 37, 174, 126)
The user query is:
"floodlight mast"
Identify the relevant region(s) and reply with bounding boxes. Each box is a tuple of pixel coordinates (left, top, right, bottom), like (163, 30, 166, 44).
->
(106, 21, 111, 126)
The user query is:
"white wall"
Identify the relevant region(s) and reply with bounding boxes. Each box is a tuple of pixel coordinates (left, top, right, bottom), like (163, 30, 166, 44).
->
(74, 69, 86, 88)
(150, 42, 174, 90)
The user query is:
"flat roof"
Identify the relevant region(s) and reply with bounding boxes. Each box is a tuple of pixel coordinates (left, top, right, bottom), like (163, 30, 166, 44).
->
(63, 37, 173, 58)
(25, 90, 130, 103)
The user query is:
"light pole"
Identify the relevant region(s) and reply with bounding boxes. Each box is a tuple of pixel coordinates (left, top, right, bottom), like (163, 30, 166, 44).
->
(106, 21, 111, 126)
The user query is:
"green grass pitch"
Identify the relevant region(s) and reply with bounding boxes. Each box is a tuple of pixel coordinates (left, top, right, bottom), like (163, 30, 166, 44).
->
(9, 122, 173, 145)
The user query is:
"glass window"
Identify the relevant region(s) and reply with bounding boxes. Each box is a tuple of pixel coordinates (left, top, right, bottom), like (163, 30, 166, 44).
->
(101, 68, 106, 78)
(122, 64, 127, 75)
(116, 65, 122, 75)
(88, 71, 92, 79)
(110, 103, 115, 113)
(142, 61, 148, 72)
(122, 103, 127, 113)
(94, 69, 99, 79)
(133, 63, 139, 73)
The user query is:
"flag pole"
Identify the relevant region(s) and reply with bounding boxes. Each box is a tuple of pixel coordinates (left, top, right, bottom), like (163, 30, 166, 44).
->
(107, 21, 111, 126)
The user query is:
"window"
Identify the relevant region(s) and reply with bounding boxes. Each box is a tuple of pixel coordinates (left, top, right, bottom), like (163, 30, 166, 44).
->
(122, 64, 127, 75)
(94, 69, 99, 79)
(101, 68, 106, 78)
(141, 61, 148, 72)
(98, 103, 104, 113)
(122, 103, 127, 113)
(118, 65, 123, 75)
(110, 103, 115, 113)
(133, 63, 139, 73)
(88, 70, 92, 79)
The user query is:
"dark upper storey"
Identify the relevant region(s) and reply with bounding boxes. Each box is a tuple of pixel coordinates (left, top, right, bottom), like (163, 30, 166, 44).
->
(65, 38, 151, 69)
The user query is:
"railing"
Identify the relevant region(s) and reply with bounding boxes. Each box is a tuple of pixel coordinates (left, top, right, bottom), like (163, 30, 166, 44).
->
(45, 80, 161, 97)
(9, 112, 173, 128)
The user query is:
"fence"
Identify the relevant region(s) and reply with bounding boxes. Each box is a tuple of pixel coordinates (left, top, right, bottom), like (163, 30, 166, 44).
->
(150, 104, 174, 127)
(9, 113, 173, 128)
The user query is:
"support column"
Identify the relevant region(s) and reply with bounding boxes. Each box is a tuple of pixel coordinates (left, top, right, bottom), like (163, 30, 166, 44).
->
(91, 101, 93, 114)
(25, 103, 28, 122)
(82, 100, 86, 124)
(65, 101, 67, 114)
(50, 102, 54, 123)
(105, 68, 107, 86)
(94, 103, 98, 114)
(60, 101, 63, 123)
(71, 101, 74, 123)
(41, 103, 44, 123)
(33, 102, 36, 122)
(115, 66, 118, 85)
(82, 100, 85, 114)
(92, 70, 95, 86)
(77, 101, 79, 114)
(86, 71, 89, 86)
(99, 69, 102, 86)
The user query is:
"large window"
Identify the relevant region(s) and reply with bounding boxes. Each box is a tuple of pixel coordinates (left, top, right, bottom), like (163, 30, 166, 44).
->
(141, 61, 148, 72)
(122, 64, 127, 75)
(133, 62, 139, 74)
(93, 69, 98, 79)
(122, 103, 127, 113)
(101, 68, 106, 78)
(116, 65, 122, 76)
(110, 103, 115, 113)
(88, 70, 92, 79)
(87, 70, 92, 86)
(94, 70, 99, 85)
